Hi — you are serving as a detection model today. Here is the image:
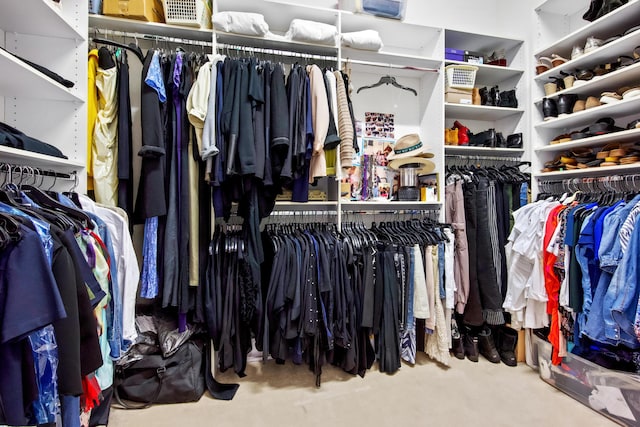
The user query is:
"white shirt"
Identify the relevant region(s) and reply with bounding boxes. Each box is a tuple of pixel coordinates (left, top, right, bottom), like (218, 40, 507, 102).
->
(80, 194, 140, 345)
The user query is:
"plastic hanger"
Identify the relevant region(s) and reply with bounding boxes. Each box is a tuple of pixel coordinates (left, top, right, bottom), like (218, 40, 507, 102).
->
(93, 37, 144, 63)
(356, 75, 417, 96)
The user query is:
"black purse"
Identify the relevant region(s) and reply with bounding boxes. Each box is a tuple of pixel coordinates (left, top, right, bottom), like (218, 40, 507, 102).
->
(507, 133, 523, 148)
(114, 339, 239, 408)
(498, 89, 518, 108)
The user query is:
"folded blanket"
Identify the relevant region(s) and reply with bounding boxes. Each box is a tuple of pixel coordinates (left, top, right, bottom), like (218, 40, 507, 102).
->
(341, 30, 383, 51)
(213, 12, 269, 36)
(285, 19, 337, 46)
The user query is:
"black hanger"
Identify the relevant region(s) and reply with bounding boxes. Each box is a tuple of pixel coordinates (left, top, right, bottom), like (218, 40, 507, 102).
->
(20, 185, 92, 230)
(93, 37, 144, 63)
(356, 75, 417, 96)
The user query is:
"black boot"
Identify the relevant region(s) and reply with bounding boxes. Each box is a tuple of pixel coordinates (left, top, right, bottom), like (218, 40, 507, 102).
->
(557, 94, 578, 116)
(479, 87, 490, 105)
(542, 98, 558, 121)
(463, 331, 479, 362)
(497, 326, 518, 367)
(451, 321, 465, 360)
(478, 327, 501, 363)
(490, 86, 500, 106)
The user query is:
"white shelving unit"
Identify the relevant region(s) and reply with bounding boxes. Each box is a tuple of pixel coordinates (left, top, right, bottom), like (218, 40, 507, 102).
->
(0, 0, 87, 190)
(532, 0, 640, 188)
(445, 104, 524, 121)
(443, 29, 527, 161)
(535, 128, 640, 152)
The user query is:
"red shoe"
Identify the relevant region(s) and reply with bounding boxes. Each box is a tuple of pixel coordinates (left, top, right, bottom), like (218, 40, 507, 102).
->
(454, 120, 470, 145)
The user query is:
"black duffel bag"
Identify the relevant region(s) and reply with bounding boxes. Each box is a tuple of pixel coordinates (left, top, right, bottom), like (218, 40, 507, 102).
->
(114, 338, 239, 407)
(114, 339, 206, 408)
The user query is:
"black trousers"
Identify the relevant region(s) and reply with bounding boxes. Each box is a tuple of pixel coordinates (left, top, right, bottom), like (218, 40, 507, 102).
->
(474, 178, 504, 325)
(462, 181, 484, 326)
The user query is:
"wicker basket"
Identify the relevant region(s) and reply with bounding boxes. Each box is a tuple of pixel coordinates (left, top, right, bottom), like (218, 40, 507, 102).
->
(445, 64, 478, 91)
(162, 0, 212, 28)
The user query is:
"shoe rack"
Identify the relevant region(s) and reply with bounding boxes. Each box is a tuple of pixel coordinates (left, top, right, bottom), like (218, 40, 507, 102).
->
(531, 0, 640, 186)
(0, 0, 88, 190)
(443, 29, 526, 157)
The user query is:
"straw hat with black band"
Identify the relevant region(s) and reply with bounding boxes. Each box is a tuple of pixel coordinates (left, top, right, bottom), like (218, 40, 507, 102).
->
(388, 133, 436, 175)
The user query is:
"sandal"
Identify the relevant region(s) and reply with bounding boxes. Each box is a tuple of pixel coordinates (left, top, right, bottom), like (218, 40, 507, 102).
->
(600, 91, 623, 104)
(550, 133, 571, 144)
(622, 87, 640, 100)
(551, 54, 569, 67)
(627, 119, 640, 129)
(536, 57, 553, 75)
(575, 69, 594, 81)
(584, 36, 603, 54)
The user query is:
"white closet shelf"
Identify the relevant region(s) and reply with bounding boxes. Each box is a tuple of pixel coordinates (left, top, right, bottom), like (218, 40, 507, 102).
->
(345, 52, 441, 74)
(445, 29, 524, 60)
(217, 0, 339, 32)
(0, 0, 84, 40)
(445, 60, 523, 86)
(534, 162, 640, 179)
(89, 15, 212, 42)
(535, 128, 640, 153)
(445, 146, 525, 156)
(535, 0, 587, 16)
(535, 97, 640, 129)
(0, 146, 84, 170)
(534, 0, 640, 57)
(0, 49, 82, 102)
(534, 30, 640, 83)
(341, 201, 442, 210)
(340, 11, 440, 60)
(445, 103, 524, 121)
(534, 61, 640, 105)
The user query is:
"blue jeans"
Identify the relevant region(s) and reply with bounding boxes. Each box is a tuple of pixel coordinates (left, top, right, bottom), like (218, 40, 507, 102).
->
(603, 223, 640, 348)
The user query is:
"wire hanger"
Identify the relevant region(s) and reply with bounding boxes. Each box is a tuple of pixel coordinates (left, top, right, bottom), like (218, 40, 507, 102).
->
(356, 75, 417, 96)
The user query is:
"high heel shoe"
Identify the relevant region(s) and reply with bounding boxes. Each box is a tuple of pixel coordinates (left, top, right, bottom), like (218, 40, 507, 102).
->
(479, 87, 489, 105)
(490, 86, 500, 107)
(454, 120, 470, 145)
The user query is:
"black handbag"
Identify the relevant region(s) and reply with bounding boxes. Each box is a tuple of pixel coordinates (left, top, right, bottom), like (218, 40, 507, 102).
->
(114, 339, 239, 408)
(507, 133, 523, 148)
(498, 89, 518, 108)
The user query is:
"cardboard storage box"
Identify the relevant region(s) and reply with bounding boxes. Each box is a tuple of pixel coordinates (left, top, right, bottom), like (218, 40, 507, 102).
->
(445, 88, 472, 104)
(102, 0, 165, 22)
(534, 335, 640, 426)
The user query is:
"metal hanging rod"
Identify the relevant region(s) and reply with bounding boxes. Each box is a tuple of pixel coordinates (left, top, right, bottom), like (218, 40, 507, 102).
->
(344, 58, 438, 73)
(445, 154, 523, 163)
(89, 27, 213, 48)
(0, 163, 75, 180)
(215, 42, 338, 62)
(538, 174, 640, 194)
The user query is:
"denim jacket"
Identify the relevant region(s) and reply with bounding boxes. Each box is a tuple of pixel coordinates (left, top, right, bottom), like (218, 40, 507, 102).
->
(602, 222, 640, 349)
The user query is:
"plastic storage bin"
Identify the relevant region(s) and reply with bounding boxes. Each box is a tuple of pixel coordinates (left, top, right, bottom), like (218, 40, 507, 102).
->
(445, 64, 478, 91)
(162, 0, 211, 28)
(361, 0, 406, 19)
(534, 335, 640, 426)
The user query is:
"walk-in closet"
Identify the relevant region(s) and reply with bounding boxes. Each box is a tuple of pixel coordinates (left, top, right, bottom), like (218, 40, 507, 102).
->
(1, 0, 640, 426)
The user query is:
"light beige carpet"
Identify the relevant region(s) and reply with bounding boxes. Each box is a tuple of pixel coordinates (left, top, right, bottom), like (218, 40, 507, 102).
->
(109, 354, 617, 427)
